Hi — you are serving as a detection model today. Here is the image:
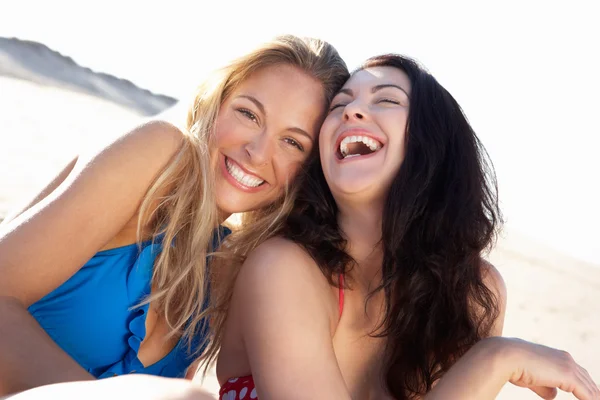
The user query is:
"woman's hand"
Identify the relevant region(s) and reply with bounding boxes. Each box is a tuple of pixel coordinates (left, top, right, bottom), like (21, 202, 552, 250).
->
(503, 338, 599, 400)
(427, 337, 599, 400)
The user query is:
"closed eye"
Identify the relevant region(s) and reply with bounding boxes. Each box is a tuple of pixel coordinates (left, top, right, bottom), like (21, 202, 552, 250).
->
(237, 108, 259, 123)
(377, 98, 401, 105)
(283, 137, 304, 152)
(329, 103, 347, 112)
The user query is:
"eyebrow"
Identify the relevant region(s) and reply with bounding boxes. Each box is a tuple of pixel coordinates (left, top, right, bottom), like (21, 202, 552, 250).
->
(238, 95, 313, 142)
(336, 84, 410, 99)
(288, 127, 314, 142)
(239, 95, 265, 115)
(372, 84, 410, 98)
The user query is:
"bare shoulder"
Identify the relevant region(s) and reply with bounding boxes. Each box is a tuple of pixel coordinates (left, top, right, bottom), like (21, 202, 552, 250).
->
(233, 236, 336, 319)
(130, 119, 184, 142)
(69, 119, 186, 184)
(107, 119, 185, 158)
(240, 237, 329, 290)
(245, 236, 315, 267)
(479, 259, 507, 336)
(480, 259, 507, 303)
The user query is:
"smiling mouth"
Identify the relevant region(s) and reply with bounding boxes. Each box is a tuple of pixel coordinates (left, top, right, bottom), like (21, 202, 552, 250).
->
(225, 156, 265, 188)
(337, 135, 383, 160)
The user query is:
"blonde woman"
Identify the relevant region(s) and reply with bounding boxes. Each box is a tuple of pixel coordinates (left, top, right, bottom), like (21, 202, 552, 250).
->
(0, 35, 349, 395)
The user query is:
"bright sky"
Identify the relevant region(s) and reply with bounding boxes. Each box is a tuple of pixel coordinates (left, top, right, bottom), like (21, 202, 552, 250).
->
(1, 0, 599, 263)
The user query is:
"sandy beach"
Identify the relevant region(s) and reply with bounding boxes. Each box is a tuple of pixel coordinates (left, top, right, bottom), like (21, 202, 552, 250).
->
(1, 38, 598, 399)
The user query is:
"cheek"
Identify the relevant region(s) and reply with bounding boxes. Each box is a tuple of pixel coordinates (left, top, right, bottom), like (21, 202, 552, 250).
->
(319, 116, 338, 149)
(213, 117, 242, 149)
(385, 115, 409, 166)
(389, 112, 408, 143)
(274, 159, 303, 186)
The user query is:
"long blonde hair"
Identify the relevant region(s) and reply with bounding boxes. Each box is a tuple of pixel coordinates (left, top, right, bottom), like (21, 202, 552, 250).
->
(138, 35, 349, 353)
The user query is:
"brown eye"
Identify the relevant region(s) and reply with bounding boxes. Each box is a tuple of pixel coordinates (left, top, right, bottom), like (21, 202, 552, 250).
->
(237, 108, 259, 123)
(283, 137, 304, 152)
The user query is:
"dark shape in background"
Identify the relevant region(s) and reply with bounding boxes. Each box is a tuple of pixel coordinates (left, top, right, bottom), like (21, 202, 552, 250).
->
(0, 37, 177, 116)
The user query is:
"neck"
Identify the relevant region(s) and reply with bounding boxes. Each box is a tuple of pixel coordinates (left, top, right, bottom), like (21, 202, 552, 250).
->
(337, 200, 384, 292)
(217, 209, 231, 225)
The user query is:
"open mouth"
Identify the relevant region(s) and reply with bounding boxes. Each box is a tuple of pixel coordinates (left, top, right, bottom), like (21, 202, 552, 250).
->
(224, 156, 265, 188)
(338, 135, 383, 160)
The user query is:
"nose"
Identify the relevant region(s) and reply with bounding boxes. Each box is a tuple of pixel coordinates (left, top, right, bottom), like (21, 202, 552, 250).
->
(244, 130, 273, 167)
(343, 100, 368, 122)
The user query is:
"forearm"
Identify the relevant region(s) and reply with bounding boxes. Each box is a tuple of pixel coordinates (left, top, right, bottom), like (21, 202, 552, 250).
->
(0, 296, 93, 395)
(5, 376, 217, 400)
(425, 337, 513, 400)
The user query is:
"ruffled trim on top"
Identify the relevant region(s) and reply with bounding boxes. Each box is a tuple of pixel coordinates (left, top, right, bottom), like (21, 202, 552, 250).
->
(96, 227, 230, 378)
(125, 240, 159, 357)
(97, 239, 182, 377)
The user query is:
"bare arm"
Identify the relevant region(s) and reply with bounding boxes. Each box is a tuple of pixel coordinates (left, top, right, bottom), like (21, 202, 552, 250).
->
(3, 341, 596, 400)
(427, 337, 599, 400)
(4, 375, 217, 400)
(229, 238, 351, 400)
(473, 262, 599, 399)
(0, 120, 184, 394)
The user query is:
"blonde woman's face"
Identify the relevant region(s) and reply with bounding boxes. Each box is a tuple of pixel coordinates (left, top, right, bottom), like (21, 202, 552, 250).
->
(213, 64, 326, 216)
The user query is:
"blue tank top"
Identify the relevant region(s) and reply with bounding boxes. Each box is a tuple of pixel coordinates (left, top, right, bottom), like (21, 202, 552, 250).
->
(28, 228, 230, 378)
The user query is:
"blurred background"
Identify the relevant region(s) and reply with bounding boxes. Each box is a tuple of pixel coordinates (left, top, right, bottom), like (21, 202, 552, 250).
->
(0, 1, 598, 398)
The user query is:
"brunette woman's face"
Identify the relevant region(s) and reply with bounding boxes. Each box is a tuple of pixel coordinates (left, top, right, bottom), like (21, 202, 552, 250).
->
(319, 66, 411, 205)
(213, 64, 326, 216)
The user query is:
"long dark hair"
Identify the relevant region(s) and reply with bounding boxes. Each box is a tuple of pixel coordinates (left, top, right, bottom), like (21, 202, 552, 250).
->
(283, 54, 502, 399)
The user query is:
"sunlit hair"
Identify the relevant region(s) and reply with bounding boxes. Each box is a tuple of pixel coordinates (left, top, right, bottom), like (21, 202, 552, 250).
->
(283, 54, 503, 399)
(137, 35, 349, 360)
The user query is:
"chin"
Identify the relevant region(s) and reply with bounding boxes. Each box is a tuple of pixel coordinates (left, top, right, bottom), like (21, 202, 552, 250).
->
(219, 196, 256, 214)
(329, 174, 372, 192)
(214, 191, 245, 215)
(331, 186, 374, 201)
(331, 178, 391, 205)
(218, 196, 276, 215)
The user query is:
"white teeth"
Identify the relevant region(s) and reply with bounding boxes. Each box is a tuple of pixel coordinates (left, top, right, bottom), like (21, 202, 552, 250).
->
(225, 158, 264, 188)
(339, 135, 383, 158)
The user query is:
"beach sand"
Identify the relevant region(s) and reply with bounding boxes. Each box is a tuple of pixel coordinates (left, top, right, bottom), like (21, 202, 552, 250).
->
(1, 44, 598, 399)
